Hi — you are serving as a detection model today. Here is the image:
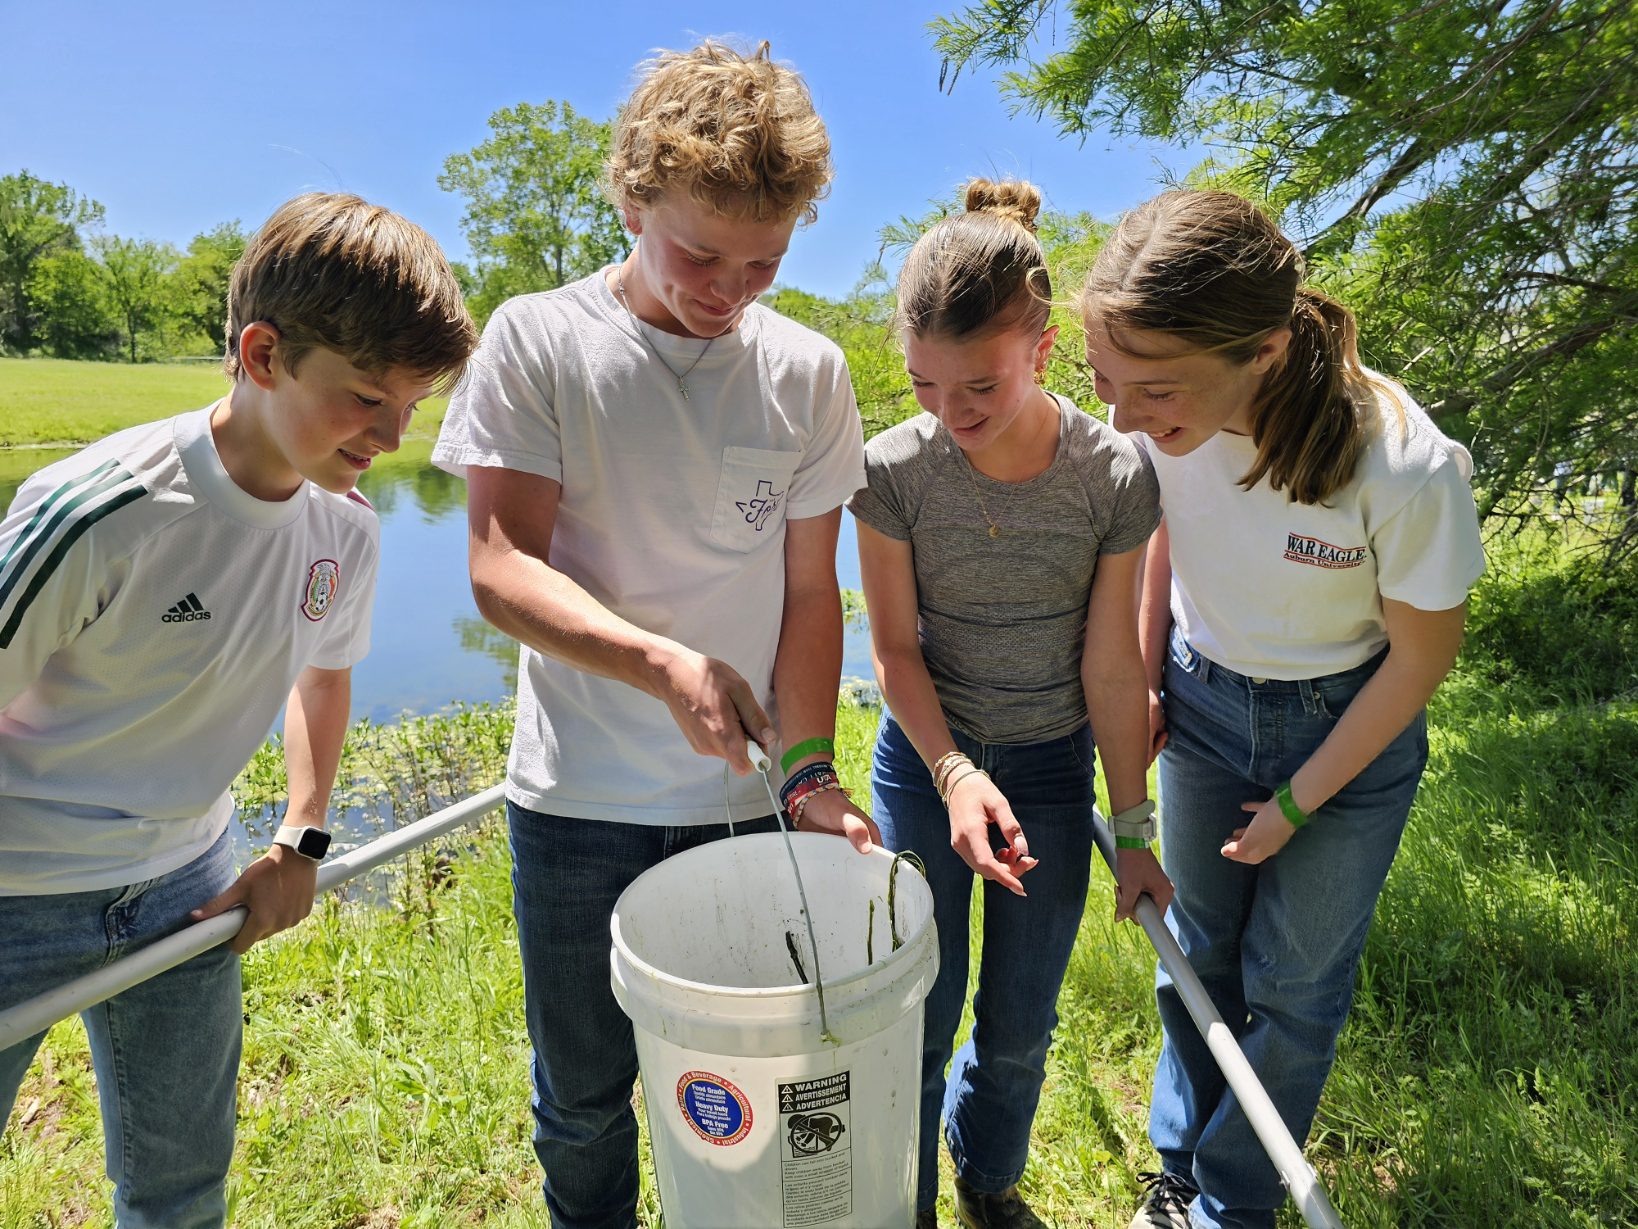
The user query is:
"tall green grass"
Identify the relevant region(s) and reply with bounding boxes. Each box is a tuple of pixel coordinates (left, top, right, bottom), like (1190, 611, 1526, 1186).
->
(3, 546, 1635, 1227)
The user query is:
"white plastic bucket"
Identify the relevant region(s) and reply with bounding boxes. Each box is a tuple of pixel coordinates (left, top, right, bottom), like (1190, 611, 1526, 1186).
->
(610, 831, 938, 1229)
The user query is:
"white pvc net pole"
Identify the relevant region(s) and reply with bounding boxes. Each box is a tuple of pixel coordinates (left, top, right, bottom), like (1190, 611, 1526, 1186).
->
(1093, 813, 1347, 1229)
(0, 784, 507, 1053)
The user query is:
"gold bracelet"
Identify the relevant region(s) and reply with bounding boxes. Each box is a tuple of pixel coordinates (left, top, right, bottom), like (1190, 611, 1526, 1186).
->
(932, 751, 971, 799)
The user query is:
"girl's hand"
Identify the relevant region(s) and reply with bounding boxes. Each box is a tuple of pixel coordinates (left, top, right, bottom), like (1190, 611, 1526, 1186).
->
(946, 772, 1037, 896)
(1146, 688, 1169, 764)
(1221, 796, 1300, 864)
(1113, 847, 1173, 923)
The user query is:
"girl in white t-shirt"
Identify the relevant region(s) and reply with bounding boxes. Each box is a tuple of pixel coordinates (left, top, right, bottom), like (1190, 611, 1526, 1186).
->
(1081, 190, 1484, 1229)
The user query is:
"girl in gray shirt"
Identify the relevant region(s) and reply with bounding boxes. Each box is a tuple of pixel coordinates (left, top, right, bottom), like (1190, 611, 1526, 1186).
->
(848, 179, 1173, 1227)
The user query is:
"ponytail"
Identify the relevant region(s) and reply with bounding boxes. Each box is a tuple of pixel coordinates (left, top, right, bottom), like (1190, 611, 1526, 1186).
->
(1242, 288, 1366, 505)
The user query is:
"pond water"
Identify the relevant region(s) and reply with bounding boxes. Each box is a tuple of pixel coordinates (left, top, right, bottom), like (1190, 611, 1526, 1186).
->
(0, 453, 874, 725)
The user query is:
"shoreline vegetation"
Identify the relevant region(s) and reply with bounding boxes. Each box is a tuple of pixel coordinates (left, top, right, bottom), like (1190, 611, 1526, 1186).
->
(2, 360, 1636, 1225)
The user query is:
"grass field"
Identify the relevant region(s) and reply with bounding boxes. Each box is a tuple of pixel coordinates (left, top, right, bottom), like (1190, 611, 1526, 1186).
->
(0, 356, 450, 451)
(1, 361, 1635, 1226)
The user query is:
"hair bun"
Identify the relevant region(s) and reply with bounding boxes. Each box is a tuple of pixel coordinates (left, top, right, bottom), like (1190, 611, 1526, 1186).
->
(963, 178, 1041, 234)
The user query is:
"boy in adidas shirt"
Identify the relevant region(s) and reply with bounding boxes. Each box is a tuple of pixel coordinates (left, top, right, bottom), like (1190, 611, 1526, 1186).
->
(0, 193, 476, 1228)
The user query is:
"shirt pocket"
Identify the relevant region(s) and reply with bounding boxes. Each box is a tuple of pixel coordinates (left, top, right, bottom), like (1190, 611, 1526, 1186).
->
(710, 447, 801, 552)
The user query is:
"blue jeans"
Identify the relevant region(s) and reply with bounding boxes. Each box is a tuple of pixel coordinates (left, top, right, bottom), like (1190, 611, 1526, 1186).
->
(1149, 631, 1427, 1229)
(0, 827, 242, 1229)
(507, 801, 783, 1229)
(871, 714, 1097, 1212)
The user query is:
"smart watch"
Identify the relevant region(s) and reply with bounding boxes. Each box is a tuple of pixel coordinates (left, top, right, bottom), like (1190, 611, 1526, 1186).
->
(272, 824, 332, 862)
(1108, 799, 1158, 847)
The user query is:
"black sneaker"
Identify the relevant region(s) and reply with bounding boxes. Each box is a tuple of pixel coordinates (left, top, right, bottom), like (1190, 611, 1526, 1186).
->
(1128, 1170, 1198, 1229)
(953, 1175, 1046, 1229)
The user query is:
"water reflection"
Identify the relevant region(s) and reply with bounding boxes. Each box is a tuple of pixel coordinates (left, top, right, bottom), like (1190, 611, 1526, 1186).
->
(1, 450, 870, 725)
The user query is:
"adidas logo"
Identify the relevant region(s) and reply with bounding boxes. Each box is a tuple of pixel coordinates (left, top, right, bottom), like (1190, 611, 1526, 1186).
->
(162, 593, 212, 623)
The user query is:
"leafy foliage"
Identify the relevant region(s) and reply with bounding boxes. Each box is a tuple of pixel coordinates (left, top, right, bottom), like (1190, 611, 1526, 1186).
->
(439, 101, 628, 326)
(0, 171, 105, 354)
(932, 0, 1638, 543)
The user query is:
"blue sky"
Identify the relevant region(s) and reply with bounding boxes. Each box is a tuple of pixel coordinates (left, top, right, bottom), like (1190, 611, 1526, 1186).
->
(1, 0, 1197, 300)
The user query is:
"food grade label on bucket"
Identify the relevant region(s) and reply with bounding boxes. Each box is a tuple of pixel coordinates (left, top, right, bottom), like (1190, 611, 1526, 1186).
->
(676, 1071, 752, 1146)
(777, 1072, 852, 1225)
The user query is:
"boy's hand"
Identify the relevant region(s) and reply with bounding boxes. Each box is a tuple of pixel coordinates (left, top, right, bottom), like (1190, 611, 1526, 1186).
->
(790, 787, 881, 855)
(1221, 797, 1300, 865)
(654, 647, 776, 775)
(1113, 847, 1173, 923)
(191, 844, 320, 953)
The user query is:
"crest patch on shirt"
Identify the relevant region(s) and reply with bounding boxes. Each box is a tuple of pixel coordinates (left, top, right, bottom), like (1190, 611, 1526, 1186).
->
(1284, 533, 1367, 569)
(300, 559, 341, 621)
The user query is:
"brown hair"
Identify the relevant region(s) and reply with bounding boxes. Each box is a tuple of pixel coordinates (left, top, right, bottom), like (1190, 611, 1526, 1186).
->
(225, 192, 476, 389)
(1081, 189, 1385, 505)
(606, 40, 832, 224)
(895, 179, 1052, 340)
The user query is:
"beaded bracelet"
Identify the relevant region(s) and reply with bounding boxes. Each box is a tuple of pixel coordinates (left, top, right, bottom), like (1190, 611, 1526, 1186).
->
(790, 779, 848, 826)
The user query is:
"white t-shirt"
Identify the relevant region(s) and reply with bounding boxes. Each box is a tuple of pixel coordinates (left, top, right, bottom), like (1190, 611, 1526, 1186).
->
(1138, 380, 1484, 679)
(0, 408, 379, 894)
(433, 271, 866, 824)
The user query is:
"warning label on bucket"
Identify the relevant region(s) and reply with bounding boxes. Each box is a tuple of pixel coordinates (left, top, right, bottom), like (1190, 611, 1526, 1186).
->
(676, 1071, 752, 1146)
(778, 1072, 851, 1225)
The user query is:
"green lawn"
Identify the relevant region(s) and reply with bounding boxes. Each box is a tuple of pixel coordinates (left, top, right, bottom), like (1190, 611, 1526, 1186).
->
(0, 357, 449, 451)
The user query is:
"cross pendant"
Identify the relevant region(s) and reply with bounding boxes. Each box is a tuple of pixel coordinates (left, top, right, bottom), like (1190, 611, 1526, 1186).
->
(678, 380, 690, 401)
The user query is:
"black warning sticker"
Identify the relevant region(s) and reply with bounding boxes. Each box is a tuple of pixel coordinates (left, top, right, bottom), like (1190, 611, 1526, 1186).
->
(778, 1072, 852, 1226)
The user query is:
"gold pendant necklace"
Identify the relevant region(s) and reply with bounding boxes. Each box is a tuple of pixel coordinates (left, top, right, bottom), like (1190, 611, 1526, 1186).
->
(956, 446, 1003, 539)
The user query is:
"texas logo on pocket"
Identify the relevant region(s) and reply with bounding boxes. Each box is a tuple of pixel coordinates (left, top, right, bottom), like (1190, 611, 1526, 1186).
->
(735, 479, 784, 532)
(300, 559, 342, 621)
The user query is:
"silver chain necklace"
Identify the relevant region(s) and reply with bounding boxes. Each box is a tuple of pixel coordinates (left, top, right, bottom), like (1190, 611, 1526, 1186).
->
(615, 266, 715, 401)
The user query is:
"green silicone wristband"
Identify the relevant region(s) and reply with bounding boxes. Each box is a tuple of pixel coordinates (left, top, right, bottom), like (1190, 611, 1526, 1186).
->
(781, 737, 836, 774)
(1275, 780, 1309, 828)
(1115, 836, 1150, 850)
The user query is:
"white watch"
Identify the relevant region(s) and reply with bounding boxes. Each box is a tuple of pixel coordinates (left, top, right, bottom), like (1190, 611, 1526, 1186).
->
(272, 824, 332, 862)
(1108, 800, 1157, 843)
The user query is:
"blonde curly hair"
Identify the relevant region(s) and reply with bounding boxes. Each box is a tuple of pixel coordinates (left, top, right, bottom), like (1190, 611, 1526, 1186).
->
(606, 40, 832, 224)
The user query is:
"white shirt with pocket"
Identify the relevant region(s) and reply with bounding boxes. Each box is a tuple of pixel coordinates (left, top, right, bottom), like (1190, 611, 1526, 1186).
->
(433, 271, 866, 824)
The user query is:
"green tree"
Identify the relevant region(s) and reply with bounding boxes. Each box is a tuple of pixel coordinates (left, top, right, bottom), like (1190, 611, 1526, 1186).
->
(171, 221, 248, 355)
(27, 248, 118, 358)
(0, 171, 105, 353)
(439, 101, 628, 325)
(94, 235, 180, 362)
(933, 0, 1638, 535)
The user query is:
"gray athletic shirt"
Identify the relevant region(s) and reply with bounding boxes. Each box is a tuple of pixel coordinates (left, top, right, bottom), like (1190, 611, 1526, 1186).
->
(847, 395, 1160, 744)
